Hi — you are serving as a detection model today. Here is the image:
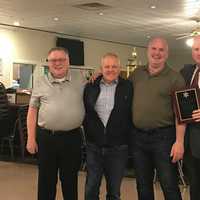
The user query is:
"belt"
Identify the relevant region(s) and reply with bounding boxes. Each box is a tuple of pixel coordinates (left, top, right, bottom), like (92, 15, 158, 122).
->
(87, 142, 128, 149)
(38, 126, 80, 135)
(135, 125, 174, 134)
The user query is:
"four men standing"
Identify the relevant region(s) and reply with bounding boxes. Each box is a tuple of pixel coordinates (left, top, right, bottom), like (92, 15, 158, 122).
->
(26, 37, 200, 200)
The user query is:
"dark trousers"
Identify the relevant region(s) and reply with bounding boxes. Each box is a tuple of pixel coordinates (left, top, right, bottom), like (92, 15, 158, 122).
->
(37, 127, 81, 200)
(184, 149, 200, 200)
(130, 127, 182, 200)
(0, 119, 10, 137)
(85, 143, 128, 200)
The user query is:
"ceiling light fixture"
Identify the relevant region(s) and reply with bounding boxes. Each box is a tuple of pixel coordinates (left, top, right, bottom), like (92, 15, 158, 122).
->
(186, 38, 194, 47)
(13, 21, 20, 26)
(53, 17, 59, 21)
(99, 12, 104, 16)
(185, 0, 200, 17)
(150, 5, 156, 9)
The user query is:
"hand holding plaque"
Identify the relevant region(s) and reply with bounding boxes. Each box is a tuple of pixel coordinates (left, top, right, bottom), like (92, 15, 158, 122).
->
(173, 88, 200, 123)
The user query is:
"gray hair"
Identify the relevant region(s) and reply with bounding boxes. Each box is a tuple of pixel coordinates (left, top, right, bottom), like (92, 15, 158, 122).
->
(101, 52, 121, 66)
(48, 47, 69, 56)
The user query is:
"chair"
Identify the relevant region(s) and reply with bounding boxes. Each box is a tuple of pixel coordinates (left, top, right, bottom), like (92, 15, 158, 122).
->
(17, 104, 29, 160)
(0, 81, 16, 159)
(0, 118, 18, 160)
(1, 104, 29, 160)
(80, 126, 87, 171)
(177, 160, 187, 188)
(153, 160, 187, 188)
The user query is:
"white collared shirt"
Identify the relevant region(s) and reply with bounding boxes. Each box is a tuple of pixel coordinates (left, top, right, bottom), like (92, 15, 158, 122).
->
(190, 65, 200, 88)
(95, 79, 118, 127)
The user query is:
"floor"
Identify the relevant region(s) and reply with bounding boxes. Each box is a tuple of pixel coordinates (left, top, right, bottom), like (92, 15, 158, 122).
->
(0, 161, 190, 200)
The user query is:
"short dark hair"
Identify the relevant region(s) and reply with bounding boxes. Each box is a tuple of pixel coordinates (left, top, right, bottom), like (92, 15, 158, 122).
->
(47, 47, 69, 56)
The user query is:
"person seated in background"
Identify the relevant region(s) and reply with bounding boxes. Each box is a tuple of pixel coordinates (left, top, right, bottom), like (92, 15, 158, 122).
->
(83, 53, 133, 200)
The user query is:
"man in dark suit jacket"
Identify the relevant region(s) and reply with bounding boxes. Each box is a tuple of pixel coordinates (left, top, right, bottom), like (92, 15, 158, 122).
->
(180, 35, 200, 200)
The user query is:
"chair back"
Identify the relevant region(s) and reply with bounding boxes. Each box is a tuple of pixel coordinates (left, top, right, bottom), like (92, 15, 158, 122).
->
(80, 126, 87, 170)
(17, 104, 29, 159)
(0, 82, 11, 137)
(0, 82, 9, 120)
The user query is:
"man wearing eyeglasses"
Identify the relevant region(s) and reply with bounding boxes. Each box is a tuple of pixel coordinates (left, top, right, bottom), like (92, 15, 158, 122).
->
(26, 47, 85, 200)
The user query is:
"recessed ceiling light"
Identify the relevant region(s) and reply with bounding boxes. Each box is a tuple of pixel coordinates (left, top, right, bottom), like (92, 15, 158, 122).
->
(147, 35, 151, 38)
(150, 5, 156, 9)
(186, 38, 193, 47)
(99, 12, 104, 16)
(53, 17, 59, 21)
(13, 21, 20, 26)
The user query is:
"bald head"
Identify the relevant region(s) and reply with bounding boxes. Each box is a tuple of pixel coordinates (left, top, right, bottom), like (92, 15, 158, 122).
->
(148, 37, 168, 52)
(147, 37, 169, 71)
(193, 35, 200, 46)
(192, 36, 200, 64)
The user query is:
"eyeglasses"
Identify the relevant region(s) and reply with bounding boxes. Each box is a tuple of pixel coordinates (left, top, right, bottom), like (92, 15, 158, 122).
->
(46, 58, 67, 63)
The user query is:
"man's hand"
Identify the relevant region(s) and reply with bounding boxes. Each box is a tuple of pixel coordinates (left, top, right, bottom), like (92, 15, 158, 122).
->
(192, 109, 200, 122)
(170, 141, 184, 163)
(26, 138, 38, 154)
(89, 68, 102, 83)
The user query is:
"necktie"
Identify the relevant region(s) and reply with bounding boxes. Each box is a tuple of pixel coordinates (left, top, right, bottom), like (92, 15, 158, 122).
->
(191, 67, 200, 88)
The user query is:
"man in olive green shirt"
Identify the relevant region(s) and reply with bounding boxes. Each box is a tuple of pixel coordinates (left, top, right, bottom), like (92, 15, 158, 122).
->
(130, 37, 185, 200)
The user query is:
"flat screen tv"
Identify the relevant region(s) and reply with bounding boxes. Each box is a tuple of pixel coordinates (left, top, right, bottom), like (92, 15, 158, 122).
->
(56, 37, 84, 66)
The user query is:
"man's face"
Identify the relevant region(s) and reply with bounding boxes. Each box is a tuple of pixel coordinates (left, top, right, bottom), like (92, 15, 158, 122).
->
(192, 37, 200, 65)
(47, 50, 69, 78)
(101, 56, 121, 83)
(147, 39, 168, 68)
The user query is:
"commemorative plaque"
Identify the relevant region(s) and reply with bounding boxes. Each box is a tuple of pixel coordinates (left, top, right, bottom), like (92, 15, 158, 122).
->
(174, 88, 199, 123)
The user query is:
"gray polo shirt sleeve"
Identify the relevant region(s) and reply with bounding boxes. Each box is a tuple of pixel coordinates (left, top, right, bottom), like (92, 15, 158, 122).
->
(29, 77, 42, 108)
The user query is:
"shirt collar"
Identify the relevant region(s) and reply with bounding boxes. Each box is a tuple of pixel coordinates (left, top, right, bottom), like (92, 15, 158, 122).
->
(143, 63, 170, 76)
(196, 64, 200, 70)
(100, 78, 118, 86)
(47, 71, 71, 83)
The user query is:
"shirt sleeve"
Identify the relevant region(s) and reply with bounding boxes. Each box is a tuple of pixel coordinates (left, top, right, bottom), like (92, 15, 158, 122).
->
(29, 79, 41, 108)
(173, 72, 186, 90)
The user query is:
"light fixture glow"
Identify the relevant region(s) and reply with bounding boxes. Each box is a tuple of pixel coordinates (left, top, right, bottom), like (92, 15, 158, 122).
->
(53, 17, 59, 21)
(150, 5, 156, 9)
(13, 21, 20, 26)
(0, 32, 13, 59)
(132, 47, 137, 58)
(186, 38, 194, 47)
(185, 0, 200, 17)
(99, 12, 104, 16)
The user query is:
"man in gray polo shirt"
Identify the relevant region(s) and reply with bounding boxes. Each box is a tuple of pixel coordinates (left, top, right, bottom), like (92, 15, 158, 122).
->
(26, 47, 85, 200)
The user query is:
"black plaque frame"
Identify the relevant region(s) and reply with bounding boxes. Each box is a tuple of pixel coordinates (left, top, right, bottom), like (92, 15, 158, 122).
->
(174, 88, 199, 123)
